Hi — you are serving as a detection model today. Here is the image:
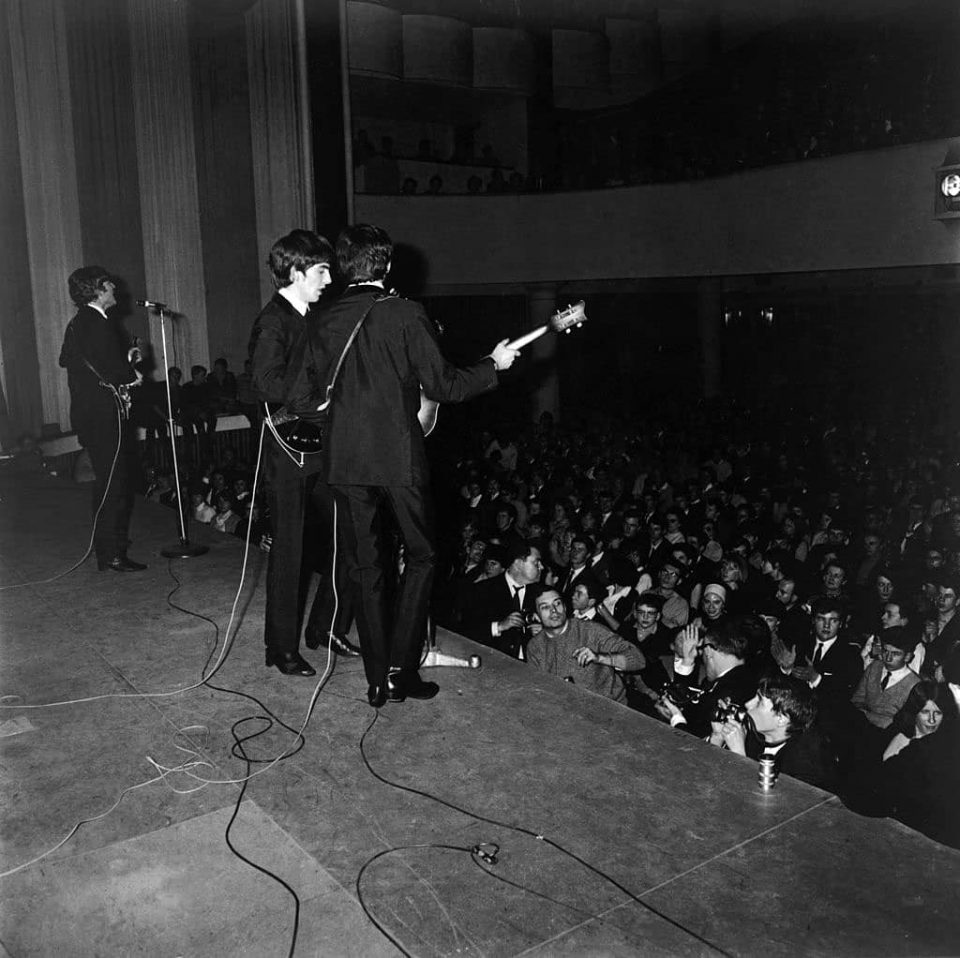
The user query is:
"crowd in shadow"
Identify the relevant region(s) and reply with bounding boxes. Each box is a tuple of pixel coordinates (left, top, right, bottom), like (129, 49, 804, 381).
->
(428, 399, 960, 850)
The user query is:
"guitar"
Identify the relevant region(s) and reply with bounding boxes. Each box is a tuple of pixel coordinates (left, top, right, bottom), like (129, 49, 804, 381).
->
(418, 299, 588, 436)
(264, 403, 323, 455)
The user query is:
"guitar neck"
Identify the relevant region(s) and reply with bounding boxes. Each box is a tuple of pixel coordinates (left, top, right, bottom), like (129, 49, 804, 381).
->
(505, 325, 549, 351)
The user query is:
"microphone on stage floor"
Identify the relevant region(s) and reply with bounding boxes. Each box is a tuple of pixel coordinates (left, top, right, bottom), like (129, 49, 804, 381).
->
(421, 648, 482, 669)
(137, 299, 169, 310)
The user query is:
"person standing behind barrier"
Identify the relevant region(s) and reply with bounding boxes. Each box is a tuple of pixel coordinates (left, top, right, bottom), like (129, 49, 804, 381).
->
(58, 266, 146, 573)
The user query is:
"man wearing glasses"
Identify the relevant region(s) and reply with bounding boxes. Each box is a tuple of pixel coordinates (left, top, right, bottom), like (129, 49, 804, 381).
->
(655, 622, 756, 738)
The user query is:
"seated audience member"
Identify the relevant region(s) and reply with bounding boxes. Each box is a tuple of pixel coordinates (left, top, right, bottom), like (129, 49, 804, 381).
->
(556, 533, 594, 596)
(927, 573, 960, 673)
(882, 678, 954, 762)
(624, 591, 674, 708)
(710, 674, 838, 792)
(212, 492, 240, 534)
(207, 357, 238, 415)
(656, 622, 756, 738)
(754, 596, 800, 674)
(235, 358, 260, 426)
(179, 364, 216, 435)
(461, 540, 544, 658)
(791, 596, 863, 711)
(526, 586, 644, 704)
(476, 545, 506, 582)
(191, 490, 216, 524)
(716, 554, 750, 614)
(775, 574, 809, 647)
(653, 556, 690, 631)
(872, 598, 926, 673)
(808, 559, 852, 609)
(570, 577, 605, 621)
(489, 502, 521, 551)
(589, 530, 636, 591)
(690, 582, 728, 632)
(852, 566, 898, 635)
(850, 626, 921, 729)
(882, 647, 960, 849)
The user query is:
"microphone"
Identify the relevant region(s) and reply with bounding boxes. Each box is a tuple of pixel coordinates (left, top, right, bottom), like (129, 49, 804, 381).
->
(421, 648, 482, 669)
(137, 299, 168, 310)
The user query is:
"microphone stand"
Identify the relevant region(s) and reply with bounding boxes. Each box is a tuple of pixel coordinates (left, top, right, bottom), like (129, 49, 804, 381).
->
(152, 304, 208, 559)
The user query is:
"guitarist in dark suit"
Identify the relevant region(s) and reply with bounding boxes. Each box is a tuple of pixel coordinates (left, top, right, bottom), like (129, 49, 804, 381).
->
(295, 224, 519, 707)
(249, 229, 358, 677)
(58, 266, 146, 573)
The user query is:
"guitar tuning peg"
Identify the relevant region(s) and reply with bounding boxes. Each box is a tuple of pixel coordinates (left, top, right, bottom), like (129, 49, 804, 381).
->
(565, 328, 571, 334)
(576, 322, 582, 328)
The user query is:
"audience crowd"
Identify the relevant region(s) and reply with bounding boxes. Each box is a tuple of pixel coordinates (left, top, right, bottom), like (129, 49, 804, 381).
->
(428, 401, 960, 851)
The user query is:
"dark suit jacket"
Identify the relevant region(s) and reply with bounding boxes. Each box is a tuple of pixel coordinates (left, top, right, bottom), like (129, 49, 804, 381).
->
(589, 550, 636, 589)
(747, 728, 840, 793)
(674, 662, 757, 739)
(248, 292, 323, 481)
(58, 305, 136, 447)
(795, 634, 864, 708)
(556, 564, 596, 598)
(293, 287, 497, 487)
(461, 573, 536, 658)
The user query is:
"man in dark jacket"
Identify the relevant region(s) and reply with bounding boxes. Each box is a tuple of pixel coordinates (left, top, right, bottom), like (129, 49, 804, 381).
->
(249, 229, 357, 678)
(58, 266, 145, 572)
(298, 224, 518, 707)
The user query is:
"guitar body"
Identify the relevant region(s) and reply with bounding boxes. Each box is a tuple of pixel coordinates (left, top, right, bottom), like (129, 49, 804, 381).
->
(265, 403, 323, 455)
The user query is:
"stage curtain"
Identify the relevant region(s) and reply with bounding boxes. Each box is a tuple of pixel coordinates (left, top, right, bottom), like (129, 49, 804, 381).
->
(7, 0, 83, 433)
(246, 0, 314, 303)
(128, 0, 209, 372)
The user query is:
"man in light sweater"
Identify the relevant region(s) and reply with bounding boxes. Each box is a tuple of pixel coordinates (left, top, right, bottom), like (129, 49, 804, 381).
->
(526, 586, 644, 704)
(851, 626, 920, 729)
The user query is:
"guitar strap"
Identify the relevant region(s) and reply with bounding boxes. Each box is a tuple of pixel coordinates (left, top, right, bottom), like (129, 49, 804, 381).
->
(317, 293, 394, 413)
(267, 293, 394, 470)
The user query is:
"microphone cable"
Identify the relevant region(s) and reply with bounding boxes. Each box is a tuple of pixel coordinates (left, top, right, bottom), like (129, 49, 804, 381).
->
(355, 710, 735, 958)
(0, 400, 125, 591)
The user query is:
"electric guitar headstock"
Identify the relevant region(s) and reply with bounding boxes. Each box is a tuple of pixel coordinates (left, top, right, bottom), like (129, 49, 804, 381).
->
(549, 300, 588, 335)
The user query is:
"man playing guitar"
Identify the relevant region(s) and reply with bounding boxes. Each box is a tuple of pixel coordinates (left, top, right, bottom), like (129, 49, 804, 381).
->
(287, 224, 519, 707)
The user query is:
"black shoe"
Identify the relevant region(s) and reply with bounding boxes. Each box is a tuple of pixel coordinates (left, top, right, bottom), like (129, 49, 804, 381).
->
(367, 684, 387, 708)
(305, 631, 361, 657)
(98, 555, 148, 572)
(387, 670, 439, 702)
(265, 649, 316, 677)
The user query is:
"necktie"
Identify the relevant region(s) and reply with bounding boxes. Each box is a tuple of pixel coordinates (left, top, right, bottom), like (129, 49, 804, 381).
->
(812, 642, 824, 668)
(880, 671, 890, 690)
(513, 585, 523, 611)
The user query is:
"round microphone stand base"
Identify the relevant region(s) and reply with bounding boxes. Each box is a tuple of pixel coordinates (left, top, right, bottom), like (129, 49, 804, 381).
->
(161, 540, 210, 560)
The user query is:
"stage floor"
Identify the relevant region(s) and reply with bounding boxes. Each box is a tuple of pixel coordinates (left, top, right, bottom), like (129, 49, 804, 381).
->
(2, 472, 959, 957)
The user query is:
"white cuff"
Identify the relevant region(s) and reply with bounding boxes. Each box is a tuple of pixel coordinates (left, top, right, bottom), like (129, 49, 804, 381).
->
(673, 657, 695, 676)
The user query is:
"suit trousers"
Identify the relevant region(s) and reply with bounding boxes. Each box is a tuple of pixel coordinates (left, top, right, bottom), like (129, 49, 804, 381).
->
(263, 461, 353, 653)
(332, 483, 435, 686)
(84, 414, 137, 564)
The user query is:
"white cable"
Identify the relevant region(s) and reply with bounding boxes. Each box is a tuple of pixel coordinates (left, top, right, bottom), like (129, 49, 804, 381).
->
(0, 401, 124, 591)
(0, 420, 271, 709)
